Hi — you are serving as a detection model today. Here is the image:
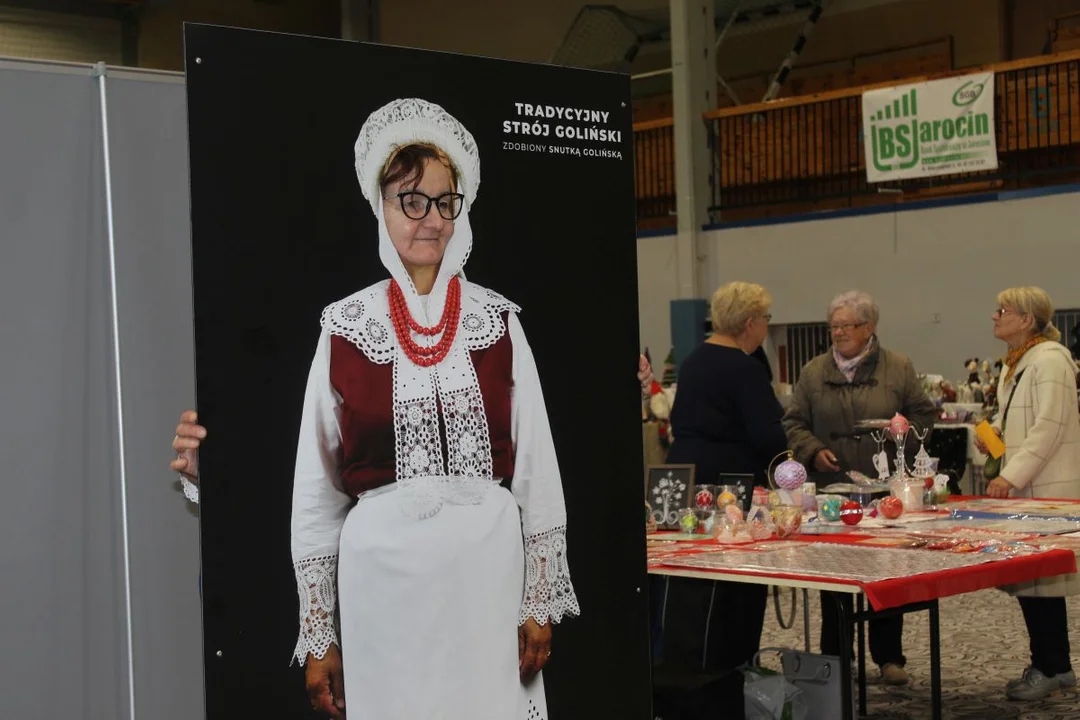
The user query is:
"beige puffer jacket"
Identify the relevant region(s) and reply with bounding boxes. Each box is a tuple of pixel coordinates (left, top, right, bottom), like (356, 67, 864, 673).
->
(995, 341, 1080, 598)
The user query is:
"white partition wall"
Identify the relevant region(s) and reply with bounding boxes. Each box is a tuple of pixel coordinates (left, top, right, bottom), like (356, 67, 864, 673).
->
(0, 58, 203, 720)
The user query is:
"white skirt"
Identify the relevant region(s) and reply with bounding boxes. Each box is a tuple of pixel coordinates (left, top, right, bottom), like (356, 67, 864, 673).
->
(337, 483, 548, 719)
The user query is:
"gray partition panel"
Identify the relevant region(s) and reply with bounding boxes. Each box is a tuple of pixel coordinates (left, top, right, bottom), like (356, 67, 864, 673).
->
(0, 61, 205, 720)
(0, 63, 125, 720)
(107, 69, 204, 720)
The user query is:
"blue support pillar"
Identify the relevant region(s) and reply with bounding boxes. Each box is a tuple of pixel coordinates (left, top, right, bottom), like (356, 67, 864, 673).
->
(670, 298, 708, 372)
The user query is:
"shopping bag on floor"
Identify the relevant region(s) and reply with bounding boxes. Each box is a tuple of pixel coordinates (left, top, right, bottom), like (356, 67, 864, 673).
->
(778, 648, 845, 719)
(744, 650, 807, 720)
(746, 647, 846, 720)
(743, 667, 805, 720)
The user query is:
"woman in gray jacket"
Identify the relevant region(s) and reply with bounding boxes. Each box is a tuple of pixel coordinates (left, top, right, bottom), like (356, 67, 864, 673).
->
(783, 290, 936, 687)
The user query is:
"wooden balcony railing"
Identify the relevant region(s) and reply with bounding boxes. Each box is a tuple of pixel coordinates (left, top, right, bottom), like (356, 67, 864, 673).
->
(634, 49, 1080, 225)
(633, 117, 675, 228)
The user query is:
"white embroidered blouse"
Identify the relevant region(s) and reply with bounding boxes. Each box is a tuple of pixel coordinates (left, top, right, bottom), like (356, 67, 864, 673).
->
(288, 281, 580, 665)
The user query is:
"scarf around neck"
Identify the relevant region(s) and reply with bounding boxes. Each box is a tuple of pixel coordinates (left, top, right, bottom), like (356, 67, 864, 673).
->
(833, 335, 876, 383)
(1004, 335, 1048, 383)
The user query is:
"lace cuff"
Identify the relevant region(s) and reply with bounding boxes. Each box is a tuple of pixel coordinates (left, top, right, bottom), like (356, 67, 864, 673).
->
(292, 554, 339, 666)
(519, 525, 581, 626)
(180, 475, 200, 504)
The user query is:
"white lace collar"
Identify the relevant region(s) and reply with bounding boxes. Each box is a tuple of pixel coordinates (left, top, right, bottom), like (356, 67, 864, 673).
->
(321, 279, 520, 365)
(318, 198, 519, 518)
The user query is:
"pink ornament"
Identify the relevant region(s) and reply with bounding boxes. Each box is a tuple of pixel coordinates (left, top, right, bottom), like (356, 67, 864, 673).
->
(774, 458, 808, 490)
(889, 413, 910, 439)
(840, 500, 863, 526)
(880, 496, 904, 519)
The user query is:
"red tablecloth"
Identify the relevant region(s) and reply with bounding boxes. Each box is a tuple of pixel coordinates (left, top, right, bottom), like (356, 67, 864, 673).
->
(949, 495, 1080, 503)
(649, 534, 1077, 610)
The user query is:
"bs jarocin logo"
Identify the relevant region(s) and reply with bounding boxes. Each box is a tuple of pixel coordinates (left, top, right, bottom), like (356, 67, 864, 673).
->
(868, 81, 992, 174)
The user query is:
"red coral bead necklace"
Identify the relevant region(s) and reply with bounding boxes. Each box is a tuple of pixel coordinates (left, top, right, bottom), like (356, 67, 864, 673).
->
(388, 276, 461, 367)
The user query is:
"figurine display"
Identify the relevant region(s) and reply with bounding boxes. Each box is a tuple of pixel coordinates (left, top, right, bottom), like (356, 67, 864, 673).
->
(964, 358, 984, 404)
(940, 380, 957, 403)
(642, 347, 677, 450)
(912, 426, 935, 477)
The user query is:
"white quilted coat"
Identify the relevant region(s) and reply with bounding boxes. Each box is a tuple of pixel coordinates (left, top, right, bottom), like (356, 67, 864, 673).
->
(995, 341, 1080, 598)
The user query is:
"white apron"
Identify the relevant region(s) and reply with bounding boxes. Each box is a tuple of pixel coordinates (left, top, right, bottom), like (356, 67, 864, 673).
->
(337, 483, 548, 719)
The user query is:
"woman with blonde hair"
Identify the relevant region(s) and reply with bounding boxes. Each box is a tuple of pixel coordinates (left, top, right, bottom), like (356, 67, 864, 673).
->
(980, 286, 1080, 700)
(654, 281, 788, 690)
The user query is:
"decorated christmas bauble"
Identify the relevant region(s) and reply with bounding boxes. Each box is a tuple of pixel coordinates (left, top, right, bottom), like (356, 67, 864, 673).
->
(889, 412, 910, 439)
(695, 488, 714, 509)
(678, 511, 698, 533)
(717, 491, 737, 507)
(773, 505, 802, 538)
(840, 500, 864, 526)
(774, 458, 808, 490)
(879, 495, 904, 519)
(819, 496, 842, 522)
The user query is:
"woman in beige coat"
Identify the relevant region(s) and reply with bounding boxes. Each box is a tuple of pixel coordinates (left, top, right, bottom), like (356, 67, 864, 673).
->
(980, 286, 1080, 700)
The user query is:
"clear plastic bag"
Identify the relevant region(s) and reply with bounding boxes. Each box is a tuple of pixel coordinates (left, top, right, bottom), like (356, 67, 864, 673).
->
(743, 667, 808, 720)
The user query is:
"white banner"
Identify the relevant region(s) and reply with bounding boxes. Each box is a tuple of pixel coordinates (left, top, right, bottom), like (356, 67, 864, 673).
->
(862, 72, 998, 183)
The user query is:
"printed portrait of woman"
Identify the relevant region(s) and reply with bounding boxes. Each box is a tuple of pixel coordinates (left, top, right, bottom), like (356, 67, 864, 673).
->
(181, 27, 648, 719)
(289, 97, 579, 719)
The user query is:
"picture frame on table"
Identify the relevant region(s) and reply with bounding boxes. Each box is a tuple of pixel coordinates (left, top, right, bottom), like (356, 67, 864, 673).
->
(645, 464, 696, 530)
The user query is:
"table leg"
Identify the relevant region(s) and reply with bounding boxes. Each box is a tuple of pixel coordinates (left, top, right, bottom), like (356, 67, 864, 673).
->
(803, 588, 811, 653)
(833, 593, 854, 720)
(929, 599, 942, 720)
(857, 594, 867, 717)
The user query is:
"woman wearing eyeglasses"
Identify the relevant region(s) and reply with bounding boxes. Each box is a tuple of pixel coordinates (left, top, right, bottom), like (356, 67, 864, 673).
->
(175, 98, 578, 720)
(979, 287, 1080, 700)
(782, 290, 935, 687)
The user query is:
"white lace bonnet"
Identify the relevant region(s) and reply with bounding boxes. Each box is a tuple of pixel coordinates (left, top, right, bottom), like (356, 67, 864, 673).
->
(353, 98, 481, 211)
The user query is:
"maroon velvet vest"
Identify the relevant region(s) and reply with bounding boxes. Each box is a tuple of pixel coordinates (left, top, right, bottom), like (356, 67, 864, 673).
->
(329, 313, 515, 497)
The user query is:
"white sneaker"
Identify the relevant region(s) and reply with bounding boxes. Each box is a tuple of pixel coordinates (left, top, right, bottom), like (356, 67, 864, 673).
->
(1007, 667, 1061, 700)
(1007, 667, 1075, 691)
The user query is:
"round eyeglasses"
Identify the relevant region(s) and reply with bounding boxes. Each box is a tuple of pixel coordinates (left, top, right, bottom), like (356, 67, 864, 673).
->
(393, 191, 464, 221)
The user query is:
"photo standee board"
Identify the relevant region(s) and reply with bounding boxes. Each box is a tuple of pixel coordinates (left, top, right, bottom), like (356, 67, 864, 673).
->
(183, 23, 651, 719)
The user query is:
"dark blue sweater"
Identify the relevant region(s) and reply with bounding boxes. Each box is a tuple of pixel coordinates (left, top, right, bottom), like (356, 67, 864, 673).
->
(666, 344, 788, 486)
